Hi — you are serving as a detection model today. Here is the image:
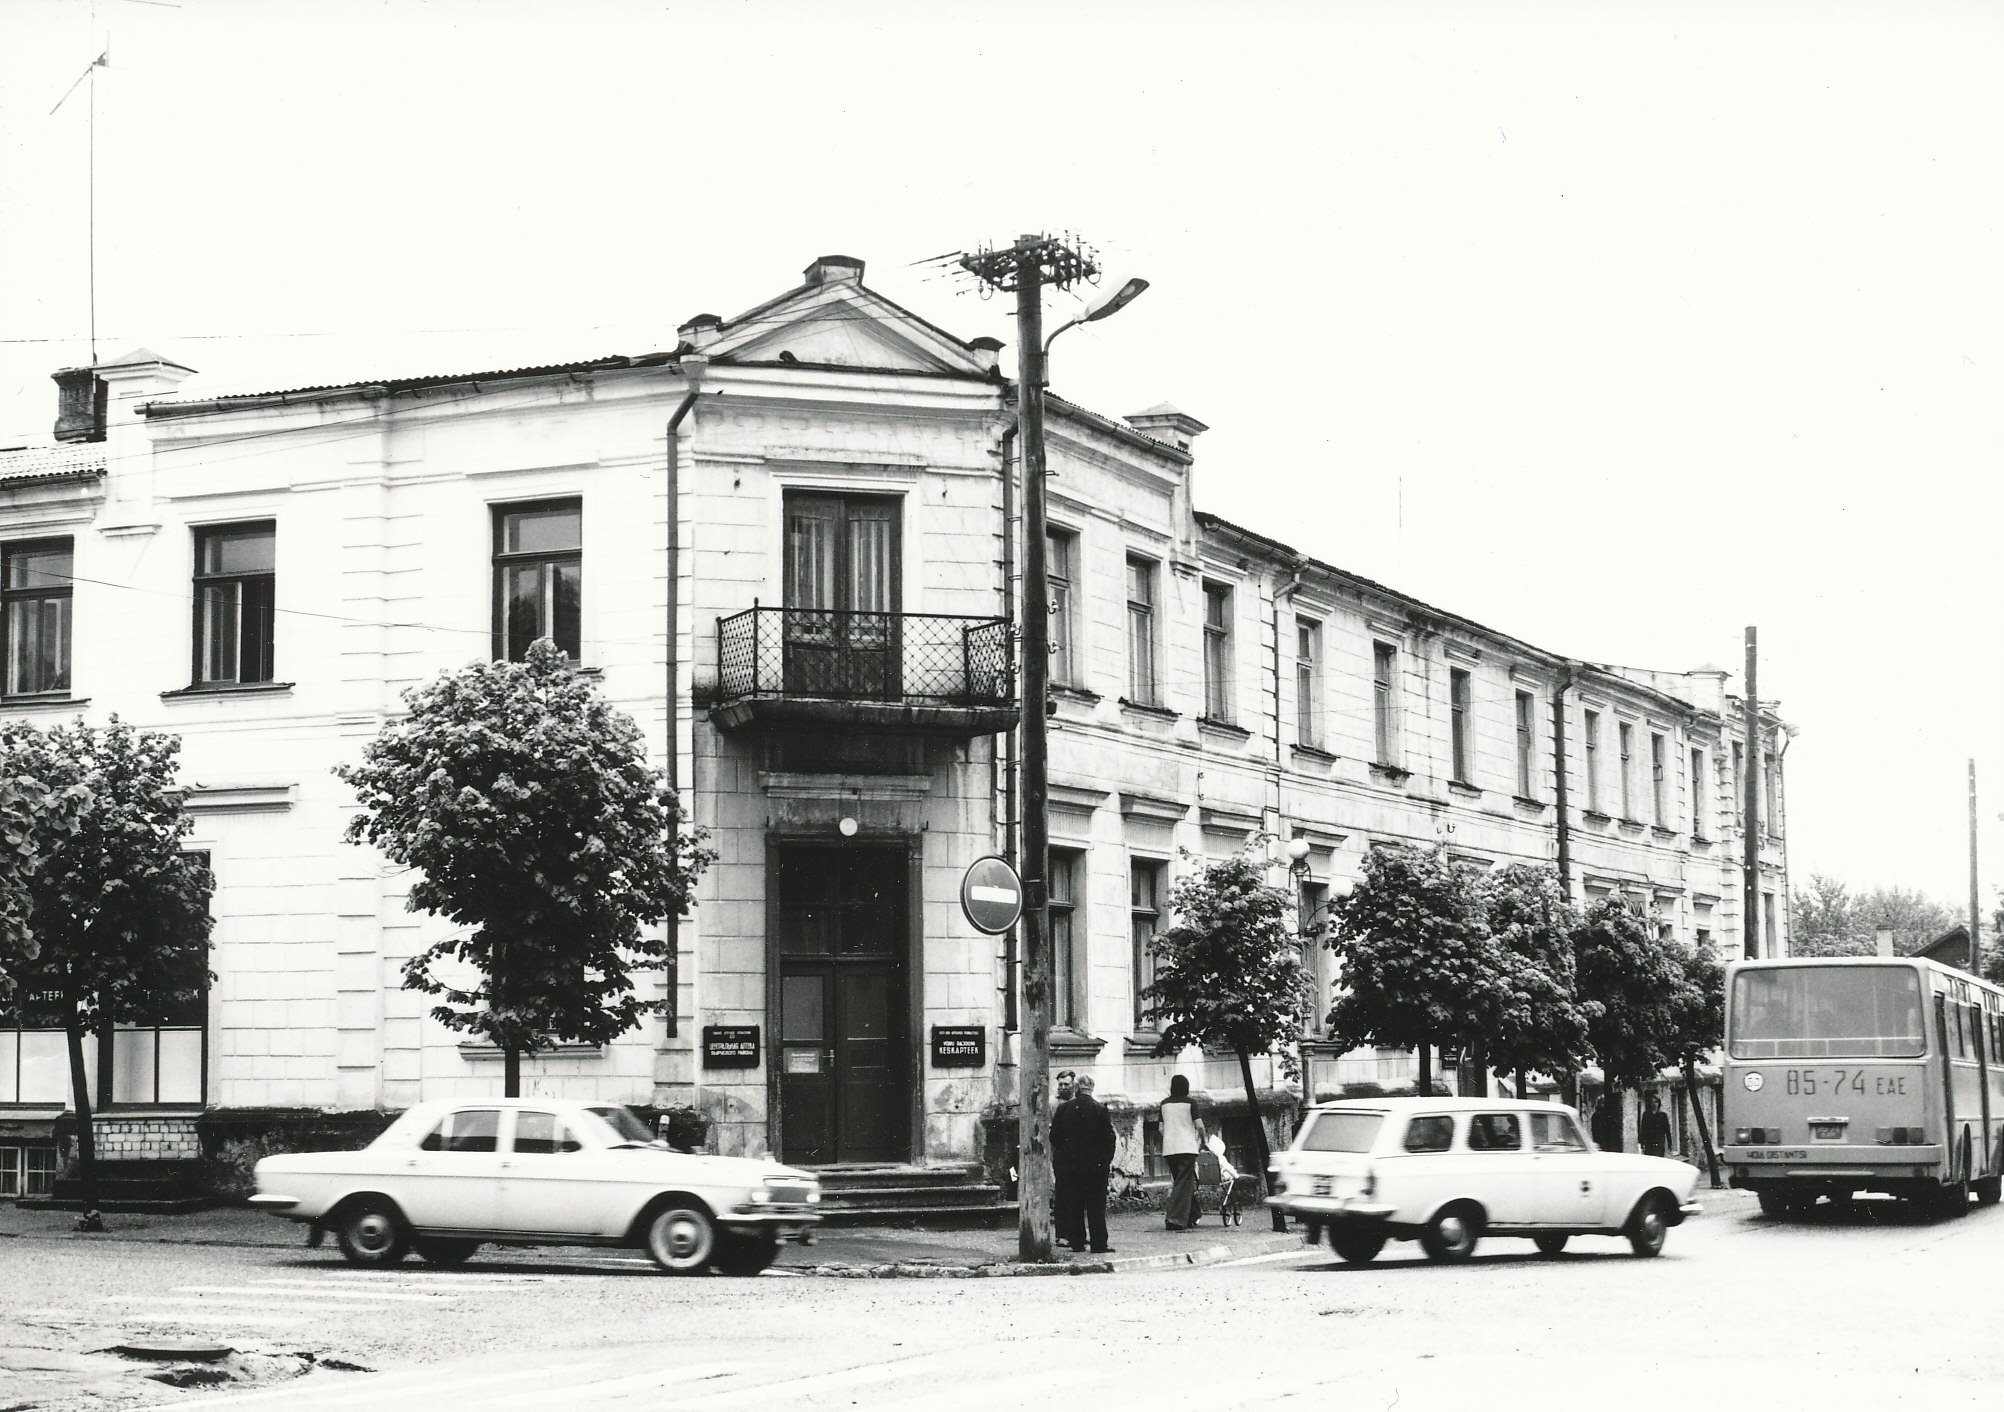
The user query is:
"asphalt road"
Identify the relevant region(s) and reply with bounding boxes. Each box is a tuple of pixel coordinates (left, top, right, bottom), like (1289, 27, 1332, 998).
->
(5, 1191, 1999, 1412)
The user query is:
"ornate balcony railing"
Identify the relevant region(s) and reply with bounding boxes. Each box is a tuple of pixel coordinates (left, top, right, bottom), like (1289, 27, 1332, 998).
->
(716, 605, 1014, 713)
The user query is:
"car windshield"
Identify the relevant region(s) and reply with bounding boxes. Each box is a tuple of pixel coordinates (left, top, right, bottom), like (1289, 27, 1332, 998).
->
(1730, 965, 1926, 1059)
(1300, 1111, 1383, 1153)
(586, 1104, 657, 1144)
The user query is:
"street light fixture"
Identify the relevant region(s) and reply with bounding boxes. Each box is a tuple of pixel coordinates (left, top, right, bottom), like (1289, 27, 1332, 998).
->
(1042, 277, 1150, 361)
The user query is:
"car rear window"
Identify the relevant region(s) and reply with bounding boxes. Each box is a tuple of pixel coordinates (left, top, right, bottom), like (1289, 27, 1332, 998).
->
(1300, 1111, 1383, 1153)
(420, 1108, 500, 1154)
(1403, 1115, 1455, 1153)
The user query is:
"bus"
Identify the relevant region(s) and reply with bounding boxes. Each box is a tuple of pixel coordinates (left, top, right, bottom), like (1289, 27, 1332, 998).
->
(1722, 955, 2004, 1217)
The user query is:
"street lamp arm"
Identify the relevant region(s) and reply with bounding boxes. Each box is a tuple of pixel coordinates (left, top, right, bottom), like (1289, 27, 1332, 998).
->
(1040, 277, 1150, 363)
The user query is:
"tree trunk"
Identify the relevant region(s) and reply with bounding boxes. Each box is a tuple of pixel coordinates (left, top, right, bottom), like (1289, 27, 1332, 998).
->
(1458, 1039, 1488, 1097)
(1235, 1047, 1286, 1233)
(1515, 1067, 1528, 1100)
(504, 1046, 521, 1099)
(1683, 1058, 1722, 1190)
(64, 1007, 102, 1230)
(1600, 1082, 1624, 1152)
(1416, 1041, 1432, 1096)
(1559, 1072, 1579, 1111)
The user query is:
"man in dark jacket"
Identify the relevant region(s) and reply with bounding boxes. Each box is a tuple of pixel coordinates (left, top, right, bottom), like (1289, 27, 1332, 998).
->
(1050, 1073, 1117, 1253)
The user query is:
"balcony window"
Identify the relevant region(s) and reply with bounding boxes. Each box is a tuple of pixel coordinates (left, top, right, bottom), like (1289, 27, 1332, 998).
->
(193, 522, 275, 685)
(1514, 690, 1536, 798)
(3, 538, 72, 697)
(493, 501, 581, 663)
(783, 493, 899, 697)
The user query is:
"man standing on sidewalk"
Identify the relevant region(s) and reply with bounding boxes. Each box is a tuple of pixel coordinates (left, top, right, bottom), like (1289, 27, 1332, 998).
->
(1050, 1074, 1116, 1254)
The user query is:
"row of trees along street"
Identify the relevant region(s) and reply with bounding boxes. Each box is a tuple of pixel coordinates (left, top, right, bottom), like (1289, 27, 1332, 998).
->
(1791, 871, 2004, 984)
(1142, 843, 1728, 1193)
(0, 640, 710, 1227)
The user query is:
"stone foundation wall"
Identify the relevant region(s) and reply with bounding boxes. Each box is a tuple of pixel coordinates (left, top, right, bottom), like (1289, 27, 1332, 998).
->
(92, 1116, 201, 1162)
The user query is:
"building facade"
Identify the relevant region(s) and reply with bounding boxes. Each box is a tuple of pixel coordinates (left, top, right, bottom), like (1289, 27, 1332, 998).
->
(0, 256, 1789, 1191)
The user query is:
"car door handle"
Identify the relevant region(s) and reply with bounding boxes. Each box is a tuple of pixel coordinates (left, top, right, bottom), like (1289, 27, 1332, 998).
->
(1580, 1181, 1592, 1194)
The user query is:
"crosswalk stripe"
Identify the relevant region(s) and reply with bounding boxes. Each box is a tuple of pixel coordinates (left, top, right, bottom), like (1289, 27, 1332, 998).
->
(667, 1349, 973, 1408)
(168, 1285, 451, 1303)
(116, 1310, 308, 1328)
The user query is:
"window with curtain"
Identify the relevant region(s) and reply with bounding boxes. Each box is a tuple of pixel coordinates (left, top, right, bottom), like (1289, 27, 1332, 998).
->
(1125, 556, 1157, 705)
(1202, 581, 1233, 721)
(1514, 690, 1536, 798)
(193, 522, 275, 685)
(1047, 528, 1076, 687)
(1295, 617, 1322, 748)
(1372, 642, 1398, 763)
(1449, 668, 1473, 782)
(492, 501, 580, 662)
(1131, 860, 1164, 1027)
(3, 538, 73, 697)
(1051, 850, 1083, 1030)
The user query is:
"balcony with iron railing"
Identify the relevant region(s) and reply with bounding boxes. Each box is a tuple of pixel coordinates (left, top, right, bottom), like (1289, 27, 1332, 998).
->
(710, 604, 1018, 737)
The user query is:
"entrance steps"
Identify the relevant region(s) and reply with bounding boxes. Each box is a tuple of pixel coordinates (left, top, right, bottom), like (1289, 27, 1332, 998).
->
(806, 1162, 1015, 1229)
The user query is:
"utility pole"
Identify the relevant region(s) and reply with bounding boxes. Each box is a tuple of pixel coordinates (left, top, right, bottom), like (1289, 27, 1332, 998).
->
(1970, 760, 1981, 968)
(961, 234, 1099, 1263)
(1742, 627, 1761, 960)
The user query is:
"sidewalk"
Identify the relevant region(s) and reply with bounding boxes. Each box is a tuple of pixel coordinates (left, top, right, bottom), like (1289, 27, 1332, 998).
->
(0, 1201, 1306, 1277)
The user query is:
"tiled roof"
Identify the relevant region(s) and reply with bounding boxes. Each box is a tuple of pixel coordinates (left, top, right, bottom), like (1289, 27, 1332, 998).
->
(0, 443, 108, 485)
(150, 354, 670, 413)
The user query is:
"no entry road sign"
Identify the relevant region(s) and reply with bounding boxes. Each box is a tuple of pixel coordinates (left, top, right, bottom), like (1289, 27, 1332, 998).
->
(960, 855, 1024, 935)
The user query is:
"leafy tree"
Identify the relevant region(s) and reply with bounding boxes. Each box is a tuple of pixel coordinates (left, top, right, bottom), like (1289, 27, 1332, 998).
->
(1325, 845, 1501, 1096)
(337, 640, 711, 1097)
(0, 720, 213, 1227)
(1477, 864, 1589, 1097)
(1571, 897, 1685, 1151)
(1664, 940, 1726, 1186)
(1853, 886, 1958, 955)
(1141, 846, 1311, 1233)
(1790, 873, 1865, 957)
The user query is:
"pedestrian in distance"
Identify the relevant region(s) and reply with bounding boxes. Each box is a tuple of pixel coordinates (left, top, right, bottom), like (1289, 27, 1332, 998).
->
(1050, 1070, 1077, 1244)
(1639, 1093, 1674, 1159)
(1160, 1073, 1207, 1232)
(1050, 1073, 1116, 1253)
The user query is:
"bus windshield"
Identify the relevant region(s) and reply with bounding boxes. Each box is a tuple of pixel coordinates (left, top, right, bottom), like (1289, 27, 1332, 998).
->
(1729, 965, 1925, 1059)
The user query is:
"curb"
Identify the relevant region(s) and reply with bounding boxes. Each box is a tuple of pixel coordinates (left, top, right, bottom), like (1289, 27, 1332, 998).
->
(788, 1231, 1303, 1279)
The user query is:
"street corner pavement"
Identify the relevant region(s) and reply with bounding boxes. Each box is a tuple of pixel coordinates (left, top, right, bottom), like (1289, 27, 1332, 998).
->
(0, 1201, 295, 1248)
(783, 1206, 1306, 1278)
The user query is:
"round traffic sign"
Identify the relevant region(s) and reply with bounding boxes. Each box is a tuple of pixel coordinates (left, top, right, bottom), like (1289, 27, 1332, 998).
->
(960, 855, 1024, 935)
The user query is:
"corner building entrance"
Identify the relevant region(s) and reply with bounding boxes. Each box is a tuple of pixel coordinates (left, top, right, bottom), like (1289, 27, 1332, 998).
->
(772, 845, 911, 1164)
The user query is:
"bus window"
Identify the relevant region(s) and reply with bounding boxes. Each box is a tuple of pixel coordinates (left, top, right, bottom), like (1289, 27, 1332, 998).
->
(1730, 965, 1926, 1059)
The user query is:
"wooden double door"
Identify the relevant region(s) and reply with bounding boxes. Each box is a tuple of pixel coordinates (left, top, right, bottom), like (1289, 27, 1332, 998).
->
(774, 846, 911, 1165)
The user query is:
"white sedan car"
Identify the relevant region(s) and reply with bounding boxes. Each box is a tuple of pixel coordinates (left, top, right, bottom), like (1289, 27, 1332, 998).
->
(1270, 1097, 1701, 1263)
(251, 1098, 820, 1275)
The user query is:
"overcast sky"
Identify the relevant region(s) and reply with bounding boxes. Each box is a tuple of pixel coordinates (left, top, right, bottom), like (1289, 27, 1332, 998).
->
(3, 0, 1999, 916)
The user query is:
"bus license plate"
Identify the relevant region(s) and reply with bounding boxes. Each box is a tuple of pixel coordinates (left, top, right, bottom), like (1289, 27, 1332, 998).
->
(1811, 1124, 1844, 1141)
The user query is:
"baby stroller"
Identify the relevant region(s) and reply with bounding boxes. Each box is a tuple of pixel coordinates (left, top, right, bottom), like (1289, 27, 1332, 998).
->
(1194, 1135, 1251, 1226)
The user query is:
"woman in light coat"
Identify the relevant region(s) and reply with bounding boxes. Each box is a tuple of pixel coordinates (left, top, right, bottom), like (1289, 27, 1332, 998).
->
(1160, 1074, 1207, 1231)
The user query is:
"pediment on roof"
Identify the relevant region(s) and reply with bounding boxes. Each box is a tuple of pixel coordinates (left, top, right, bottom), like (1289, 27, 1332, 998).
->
(709, 278, 991, 377)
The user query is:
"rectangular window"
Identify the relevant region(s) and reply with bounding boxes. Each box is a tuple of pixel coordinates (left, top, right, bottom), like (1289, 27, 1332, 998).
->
(1583, 710, 1602, 813)
(1618, 722, 1636, 819)
(1202, 581, 1233, 722)
(1449, 668, 1473, 782)
(1650, 732, 1668, 827)
(1294, 617, 1322, 748)
(1051, 850, 1083, 1031)
(1125, 556, 1157, 705)
(104, 849, 210, 1105)
(1514, 691, 1535, 798)
(1690, 748, 1708, 840)
(1047, 528, 1076, 687)
(3, 539, 73, 697)
(1763, 751, 1779, 834)
(1131, 860, 1164, 1028)
(192, 522, 275, 685)
(1731, 741, 1745, 814)
(1372, 642, 1398, 763)
(1762, 893, 1778, 959)
(493, 500, 582, 663)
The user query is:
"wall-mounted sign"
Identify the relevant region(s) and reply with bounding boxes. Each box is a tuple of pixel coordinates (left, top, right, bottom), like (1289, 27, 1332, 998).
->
(959, 855, 1023, 936)
(702, 1025, 761, 1069)
(930, 1025, 986, 1069)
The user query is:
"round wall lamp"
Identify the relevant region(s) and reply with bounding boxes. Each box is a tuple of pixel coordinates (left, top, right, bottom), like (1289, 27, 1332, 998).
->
(1284, 836, 1312, 865)
(837, 816, 859, 837)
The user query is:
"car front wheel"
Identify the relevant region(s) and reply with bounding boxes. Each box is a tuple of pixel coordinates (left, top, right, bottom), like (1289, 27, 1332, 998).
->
(1419, 1204, 1481, 1263)
(414, 1238, 479, 1267)
(333, 1198, 409, 1267)
(1328, 1228, 1385, 1264)
(1533, 1234, 1569, 1256)
(645, 1202, 717, 1274)
(1627, 1193, 1673, 1257)
(712, 1231, 780, 1277)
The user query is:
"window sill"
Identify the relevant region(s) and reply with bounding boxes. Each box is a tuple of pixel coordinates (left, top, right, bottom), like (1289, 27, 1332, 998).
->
(1117, 698, 1178, 722)
(1512, 795, 1548, 812)
(0, 694, 90, 712)
(1196, 717, 1251, 741)
(1581, 809, 1612, 824)
(1123, 1030, 1168, 1057)
(1617, 817, 1648, 831)
(1051, 683, 1102, 704)
(1050, 1028, 1107, 1060)
(1290, 743, 1336, 764)
(1651, 825, 1679, 840)
(1368, 762, 1411, 784)
(1448, 780, 1481, 798)
(160, 682, 295, 701)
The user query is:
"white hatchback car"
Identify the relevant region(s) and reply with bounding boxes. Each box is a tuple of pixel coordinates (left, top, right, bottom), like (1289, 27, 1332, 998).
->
(251, 1098, 820, 1275)
(1270, 1097, 1701, 1264)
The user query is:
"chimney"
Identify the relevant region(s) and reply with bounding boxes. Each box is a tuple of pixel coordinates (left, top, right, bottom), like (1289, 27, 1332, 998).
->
(1125, 402, 1208, 455)
(1875, 926, 1895, 958)
(677, 314, 723, 352)
(803, 254, 865, 287)
(968, 336, 1003, 375)
(53, 366, 108, 443)
(92, 350, 196, 529)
